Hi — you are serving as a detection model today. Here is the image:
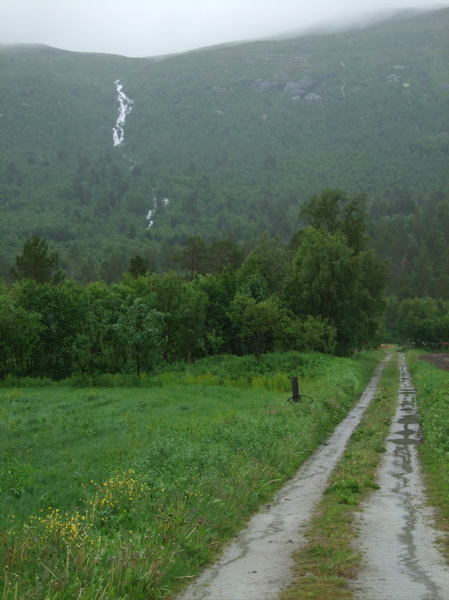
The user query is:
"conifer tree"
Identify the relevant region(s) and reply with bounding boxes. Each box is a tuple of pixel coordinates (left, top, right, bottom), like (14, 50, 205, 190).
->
(11, 235, 65, 284)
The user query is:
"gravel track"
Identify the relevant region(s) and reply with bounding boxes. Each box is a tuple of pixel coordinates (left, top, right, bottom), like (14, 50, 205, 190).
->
(350, 354, 449, 600)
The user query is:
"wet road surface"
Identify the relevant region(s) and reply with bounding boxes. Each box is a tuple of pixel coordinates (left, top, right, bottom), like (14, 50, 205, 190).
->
(351, 354, 449, 600)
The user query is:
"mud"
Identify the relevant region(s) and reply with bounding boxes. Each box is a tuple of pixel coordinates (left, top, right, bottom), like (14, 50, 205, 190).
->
(177, 356, 391, 600)
(351, 354, 449, 600)
(419, 353, 449, 371)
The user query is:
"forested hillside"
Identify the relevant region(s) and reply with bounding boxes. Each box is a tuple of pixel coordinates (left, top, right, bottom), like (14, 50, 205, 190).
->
(0, 8, 448, 293)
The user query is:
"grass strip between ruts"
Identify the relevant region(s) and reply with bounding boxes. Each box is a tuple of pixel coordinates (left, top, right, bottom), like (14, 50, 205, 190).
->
(280, 351, 399, 600)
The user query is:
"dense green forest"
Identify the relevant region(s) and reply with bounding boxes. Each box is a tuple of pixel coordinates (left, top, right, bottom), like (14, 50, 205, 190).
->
(1, 190, 386, 379)
(2, 189, 448, 382)
(0, 8, 448, 296)
(368, 189, 449, 299)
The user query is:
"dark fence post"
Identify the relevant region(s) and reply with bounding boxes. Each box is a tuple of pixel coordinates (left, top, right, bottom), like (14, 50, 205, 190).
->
(291, 376, 301, 402)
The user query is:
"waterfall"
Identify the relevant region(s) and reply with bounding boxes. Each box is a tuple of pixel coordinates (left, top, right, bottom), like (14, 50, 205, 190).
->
(113, 80, 133, 146)
(146, 197, 170, 229)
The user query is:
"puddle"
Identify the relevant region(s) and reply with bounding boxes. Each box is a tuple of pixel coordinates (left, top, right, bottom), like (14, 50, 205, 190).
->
(390, 438, 422, 446)
(398, 415, 419, 424)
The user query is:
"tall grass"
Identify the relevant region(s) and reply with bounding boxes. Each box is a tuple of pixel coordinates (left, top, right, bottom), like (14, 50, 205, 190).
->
(406, 351, 449, 561)
(0, 351, 383, 599)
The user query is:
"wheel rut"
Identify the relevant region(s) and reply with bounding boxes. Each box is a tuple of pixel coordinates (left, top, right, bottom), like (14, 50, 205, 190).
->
(350, 354, 449, 600)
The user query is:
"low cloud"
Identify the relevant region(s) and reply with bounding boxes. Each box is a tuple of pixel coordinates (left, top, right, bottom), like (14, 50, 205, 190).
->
(0, 0, 446, 57)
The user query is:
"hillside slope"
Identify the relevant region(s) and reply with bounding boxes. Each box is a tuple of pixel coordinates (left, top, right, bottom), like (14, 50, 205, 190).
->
(0, 8, 448, 281)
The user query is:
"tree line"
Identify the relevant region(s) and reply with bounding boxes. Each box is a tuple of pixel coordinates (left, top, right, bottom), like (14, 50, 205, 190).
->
(1, 189, 446, 381)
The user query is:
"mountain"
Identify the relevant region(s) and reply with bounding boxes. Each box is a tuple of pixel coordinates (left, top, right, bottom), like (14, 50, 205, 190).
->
(0, 8, 448, 285)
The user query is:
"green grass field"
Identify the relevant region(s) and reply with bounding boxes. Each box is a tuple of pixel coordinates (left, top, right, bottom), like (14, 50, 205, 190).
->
(0, 351, 382, 599)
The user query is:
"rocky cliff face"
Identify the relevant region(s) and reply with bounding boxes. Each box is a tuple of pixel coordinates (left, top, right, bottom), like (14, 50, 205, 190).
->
(250, 77, 322, 99)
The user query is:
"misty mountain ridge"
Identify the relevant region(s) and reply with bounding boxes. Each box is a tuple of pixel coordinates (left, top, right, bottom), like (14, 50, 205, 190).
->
(0, 7, 448, 289)
(142, 6, 440, 60)
(267, 7, 434, 41)
(5, 6, 438, 60)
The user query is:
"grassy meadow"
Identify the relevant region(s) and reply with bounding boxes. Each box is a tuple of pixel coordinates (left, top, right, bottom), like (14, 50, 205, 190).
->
(0, 351, 383, 599)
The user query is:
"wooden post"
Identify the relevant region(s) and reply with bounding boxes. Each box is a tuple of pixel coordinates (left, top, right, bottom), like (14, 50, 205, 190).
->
(291, 376, 301, 402)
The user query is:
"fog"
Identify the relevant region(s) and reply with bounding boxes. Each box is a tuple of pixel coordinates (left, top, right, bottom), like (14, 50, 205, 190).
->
(0, 0, 447, 57)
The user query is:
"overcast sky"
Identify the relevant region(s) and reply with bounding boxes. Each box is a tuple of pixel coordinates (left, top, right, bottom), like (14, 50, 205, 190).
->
(0, 0, 447, 58)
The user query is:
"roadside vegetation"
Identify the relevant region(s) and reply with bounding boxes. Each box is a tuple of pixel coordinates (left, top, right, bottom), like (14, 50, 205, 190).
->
(0, 351, 382, 600)
(280, 351, 399, 600)
(406, 350, 449, 562)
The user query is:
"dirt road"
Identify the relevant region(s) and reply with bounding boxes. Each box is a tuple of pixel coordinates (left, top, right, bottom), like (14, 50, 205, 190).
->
(350, 354, 449, 600)
(177, 356, 390, 600)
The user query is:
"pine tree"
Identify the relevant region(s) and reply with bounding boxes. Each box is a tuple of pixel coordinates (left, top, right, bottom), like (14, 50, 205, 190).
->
(11, 235, 65, 284)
